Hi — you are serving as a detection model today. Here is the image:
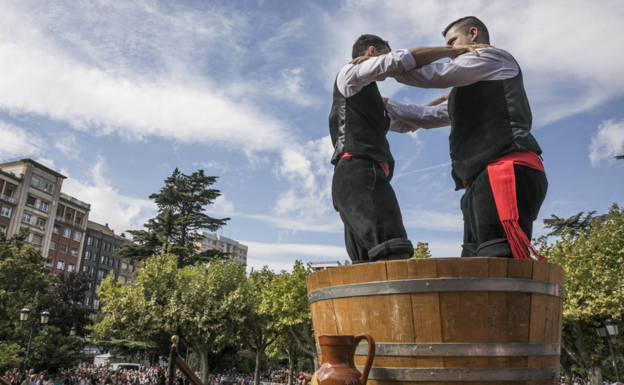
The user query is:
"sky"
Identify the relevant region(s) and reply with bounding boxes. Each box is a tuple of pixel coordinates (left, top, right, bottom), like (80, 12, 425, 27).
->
(1, 0, 623, 273)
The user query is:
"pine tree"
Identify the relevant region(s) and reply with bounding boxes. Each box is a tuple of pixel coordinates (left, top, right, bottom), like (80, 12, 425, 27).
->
(118, 168, 229, 267)
(542, 211, 607, 237)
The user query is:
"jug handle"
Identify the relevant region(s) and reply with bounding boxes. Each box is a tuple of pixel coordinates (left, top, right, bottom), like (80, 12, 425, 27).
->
(354, 333, 375, 385)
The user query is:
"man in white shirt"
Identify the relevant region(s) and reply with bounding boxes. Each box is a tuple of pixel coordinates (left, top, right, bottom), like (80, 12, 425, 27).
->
(329, 34, 485, 263)
(384, 17, 548, 260)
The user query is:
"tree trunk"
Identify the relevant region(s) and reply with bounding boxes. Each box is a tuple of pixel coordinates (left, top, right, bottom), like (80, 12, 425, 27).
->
(587, 366, 603, 385)
(287, 348, 295, 385)
(199, 348, 210, 385)
(254, 348, 262, 385)
(561, 360, 573, 385)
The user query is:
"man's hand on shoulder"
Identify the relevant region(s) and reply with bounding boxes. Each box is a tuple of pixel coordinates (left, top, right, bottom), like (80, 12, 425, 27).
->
(350, 55, 372, 65)
(450, 44, 492, 59)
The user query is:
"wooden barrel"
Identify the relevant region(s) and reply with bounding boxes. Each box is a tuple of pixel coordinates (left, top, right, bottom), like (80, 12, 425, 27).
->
(306, 258, 564, 385)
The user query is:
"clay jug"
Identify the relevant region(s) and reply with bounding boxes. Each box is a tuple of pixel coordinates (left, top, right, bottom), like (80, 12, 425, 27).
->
(313, 334, 375, 385)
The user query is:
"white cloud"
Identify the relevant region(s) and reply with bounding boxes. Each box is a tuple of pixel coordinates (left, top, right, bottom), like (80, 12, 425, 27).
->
(54, 135, 80, 160)
(61, 157, 156, 234)
(0, 1, 293, 154)
(210, 195, 235, 216)
(193, 161, 229, 173)
(0, 120, 45, 160)
(242, 240, 348, 272)
(403, 209, 464, 232)
(589, 119, 624, 166)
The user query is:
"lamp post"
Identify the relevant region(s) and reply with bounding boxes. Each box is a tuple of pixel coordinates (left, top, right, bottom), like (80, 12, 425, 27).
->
(20, 307, 50, 373)
(597, 317, 620, 382)
(70, 326, 77, 336)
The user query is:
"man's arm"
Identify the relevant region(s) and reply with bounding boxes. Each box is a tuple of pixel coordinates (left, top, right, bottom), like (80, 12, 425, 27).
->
(394, 48, 519, 89)
(386, 99, 450, 133)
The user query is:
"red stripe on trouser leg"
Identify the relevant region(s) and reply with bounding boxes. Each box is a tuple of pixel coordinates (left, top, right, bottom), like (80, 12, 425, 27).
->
(488, 161, 547, 261)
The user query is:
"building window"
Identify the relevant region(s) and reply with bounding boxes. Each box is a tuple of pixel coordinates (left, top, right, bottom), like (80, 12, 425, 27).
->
(121, 262, 128, 270)
(50, 240, 57, 251)
(22, 212, 32, 224)
(93, 299, 100, 310)
(53, 225, 60, 234)
(101, 255, 105, 263)
(31, 234, 43, 246)
(87, 281, 92, 289)
(70, 248, 78, 257)
(60, 244, 68, 254)
(109, 258, 114, 266)
(30, 176, 41, 188)
(115, 260, 119, 268)
(44, 182, 54, 193)
(63, 228, 71, 238)
(94, 239, 100, 247)
(87, 237, 93, 245)
(119, 276, 126, 284)
(36, 218, 46, 228)
(39, 201, 49, 212)
(85, 251, 91, 260)
(98, 269, 105, 279)
(90, 267, 94, 275)
(26, 196, 36, 207)
(46, 258, 54, 267)
(83, 265, 89, 272)
(111, 272, 116, 279)
(129, 265, 134, 272)
(56, 260, 65, 270)
(4, 188, 13, 197)
(108, 243, 112, 251)
(65, 212, 71, 220)
(93, 253, 98, 262)
(73, 232, 81, 241)
(102, 241, 107, 250)
(0, 206, 11, 218)
(0, 225, 5, 234)
(85, 297, 90, 306)
(68, 263, 75, 272)
(75, 216, 82, 225)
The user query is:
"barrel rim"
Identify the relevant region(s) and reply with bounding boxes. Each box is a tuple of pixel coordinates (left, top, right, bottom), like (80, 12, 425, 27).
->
(308, 277, 564, 303)
(317, 342, 561, 357)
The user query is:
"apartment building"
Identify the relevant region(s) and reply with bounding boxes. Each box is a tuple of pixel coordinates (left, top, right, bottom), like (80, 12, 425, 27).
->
(81, 221, 140, 311)
(197, 232, 248, 266)
(0, 159, 90, 276)
(309, 261, 342, 271)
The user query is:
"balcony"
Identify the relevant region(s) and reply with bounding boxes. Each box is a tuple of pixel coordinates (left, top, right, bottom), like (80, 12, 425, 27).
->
(55, 215, 86, 229)
(0, 193, 17, 205)
(59, 192, 91, 210)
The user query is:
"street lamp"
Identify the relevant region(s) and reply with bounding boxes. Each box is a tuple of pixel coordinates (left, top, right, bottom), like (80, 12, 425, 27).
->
(597, 317, 620, 382)
(20, 308, 50, 373)
(70, 326, 77, 336)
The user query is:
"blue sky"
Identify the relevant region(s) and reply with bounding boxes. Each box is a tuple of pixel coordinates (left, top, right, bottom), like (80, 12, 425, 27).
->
(1, 0, 623, 272)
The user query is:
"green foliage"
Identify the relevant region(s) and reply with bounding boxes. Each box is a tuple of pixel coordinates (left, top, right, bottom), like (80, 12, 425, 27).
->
(537, 204, 624, 380)
(96, 253, 249, 383)
(543, 211, 607, 237)
(412, 242, 432, 259)
(615, 155, 623, 160)
(0, 342, 24, 373)
(118, 168, 230, 267)
(39, 271, 92, 336)
(28, 326, 85, 373)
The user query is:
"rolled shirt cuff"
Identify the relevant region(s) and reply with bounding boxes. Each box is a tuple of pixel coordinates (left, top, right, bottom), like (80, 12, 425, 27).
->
(396, 49, 416, 71)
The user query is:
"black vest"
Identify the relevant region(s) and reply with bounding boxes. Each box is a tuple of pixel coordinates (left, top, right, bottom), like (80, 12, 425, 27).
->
(448, 59, 542, 190)
(329, 79, 395, 179)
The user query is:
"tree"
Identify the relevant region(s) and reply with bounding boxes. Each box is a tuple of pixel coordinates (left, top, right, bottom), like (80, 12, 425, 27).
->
(0, 342, 24, 373)
(95, 253, 249, 384)
(412, 242, 432, 259)
(615, 155, 623, 160)
(263, 261, 318, 372)
(118, 169, 230, 267)
(242, 267, 280, 385)
(543, 211, 607, 237)
(39, 271, 92, 336)
(28, 326, 85, 373)
(537, 204, 624, 385)
(0, 230, 54, 344)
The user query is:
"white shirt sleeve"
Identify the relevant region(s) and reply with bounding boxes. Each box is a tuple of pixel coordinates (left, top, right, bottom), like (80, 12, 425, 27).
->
(337, 49, 416, 97)
(393, 48, 519, 89)
(386, 99, 451, 132)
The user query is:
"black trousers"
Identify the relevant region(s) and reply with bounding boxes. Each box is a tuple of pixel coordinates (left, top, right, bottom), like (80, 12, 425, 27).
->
(460, 165, 548, 257)
(332, 157, 413, 263)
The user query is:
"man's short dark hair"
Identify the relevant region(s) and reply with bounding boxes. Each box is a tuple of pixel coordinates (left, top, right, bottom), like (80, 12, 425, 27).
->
(442, 16, 490, 43)
(352, 34, 390, 59)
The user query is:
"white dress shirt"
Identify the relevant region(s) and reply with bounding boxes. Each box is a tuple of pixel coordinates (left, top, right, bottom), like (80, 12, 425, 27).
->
(387, 47, 521, 133)
(336, 49, 416, 97)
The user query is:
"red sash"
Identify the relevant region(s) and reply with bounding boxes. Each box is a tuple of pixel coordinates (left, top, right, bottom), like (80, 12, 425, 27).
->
(486, 150, 547, 261)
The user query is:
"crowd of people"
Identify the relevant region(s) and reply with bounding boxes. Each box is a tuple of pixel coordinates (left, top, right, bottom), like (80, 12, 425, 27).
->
(2, 365, 298, 385)
(2, 363, 188, 385)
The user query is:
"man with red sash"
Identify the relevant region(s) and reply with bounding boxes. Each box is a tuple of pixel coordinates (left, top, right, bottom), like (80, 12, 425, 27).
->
(330, 34, 486, 263)
(385, 16, 548, 260)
